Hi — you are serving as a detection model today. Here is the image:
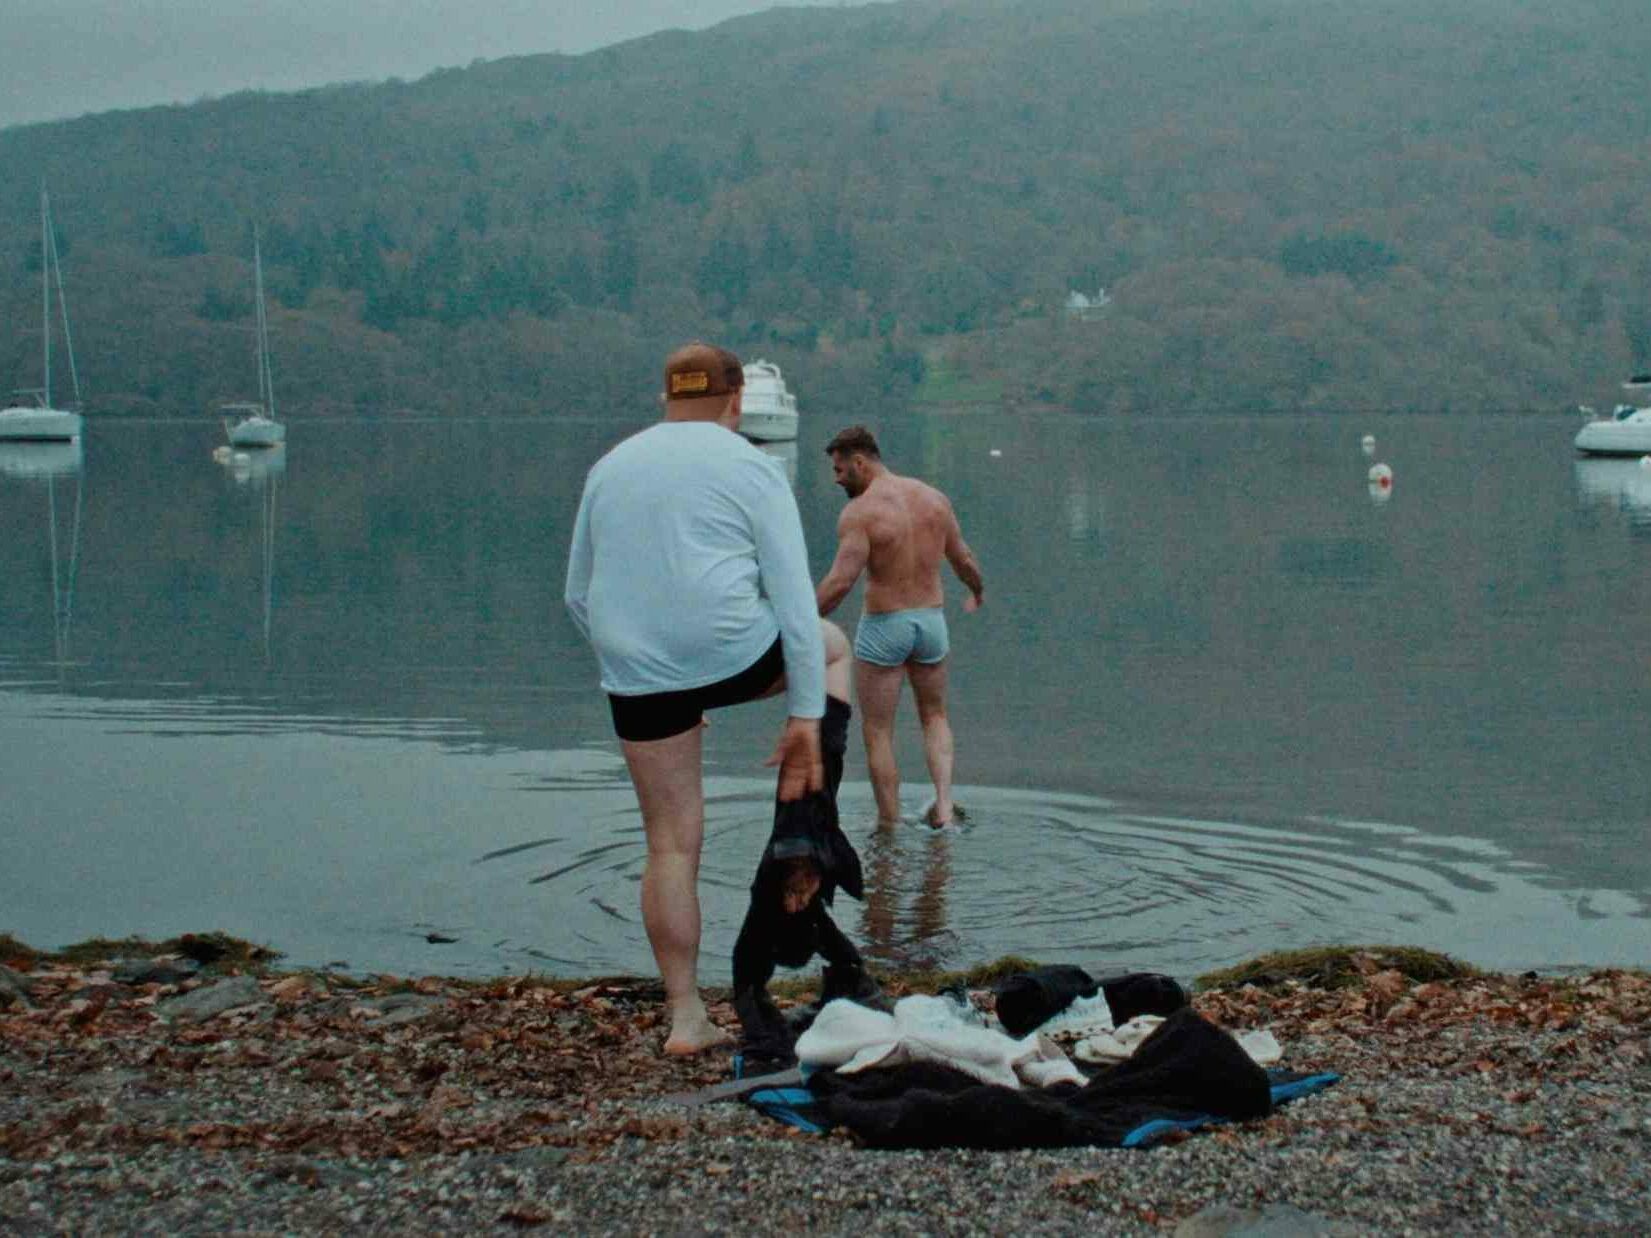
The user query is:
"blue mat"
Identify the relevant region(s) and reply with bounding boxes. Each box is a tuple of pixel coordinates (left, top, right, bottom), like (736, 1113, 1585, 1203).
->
(744, 1061, 1342, 1148)
(1117, 1071, 1342, 1148)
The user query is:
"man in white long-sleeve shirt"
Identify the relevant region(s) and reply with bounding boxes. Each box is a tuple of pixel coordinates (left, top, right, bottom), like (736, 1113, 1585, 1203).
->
(565, 342, 852, 1055)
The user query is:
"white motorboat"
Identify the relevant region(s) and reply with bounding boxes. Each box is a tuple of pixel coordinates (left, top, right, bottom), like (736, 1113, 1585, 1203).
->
(739, 359, 799, 442)
(222, 233, 286, 449)
(0, 187, 84, 443)
(1574, 376, 1651, 456)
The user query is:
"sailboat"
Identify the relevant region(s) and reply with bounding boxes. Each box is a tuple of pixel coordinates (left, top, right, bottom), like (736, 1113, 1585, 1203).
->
(0, 186, 84, 443)
(222, 232, 285, 449)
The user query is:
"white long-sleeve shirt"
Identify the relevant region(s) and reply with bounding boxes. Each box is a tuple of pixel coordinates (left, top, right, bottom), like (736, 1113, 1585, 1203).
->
(564, 420, 825, 720)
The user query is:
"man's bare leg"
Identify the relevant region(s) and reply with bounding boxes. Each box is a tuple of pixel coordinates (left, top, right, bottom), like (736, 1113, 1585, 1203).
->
(908, 658, 955, 827)
(821, 620, 852, 702)
(758, 619, 853, 704)
(621, 725, 731, 1055)
(855, 659, 906, 825)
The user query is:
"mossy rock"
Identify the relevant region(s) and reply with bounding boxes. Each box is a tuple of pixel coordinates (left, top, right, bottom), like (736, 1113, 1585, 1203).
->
(0, 933, 41, 968)
(52, 932, 282, 970)
(1194, 945, 1479, 992)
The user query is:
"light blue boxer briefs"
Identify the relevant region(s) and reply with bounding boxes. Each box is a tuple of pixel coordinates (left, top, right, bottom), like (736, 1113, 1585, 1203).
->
(854, 607, 950, 667)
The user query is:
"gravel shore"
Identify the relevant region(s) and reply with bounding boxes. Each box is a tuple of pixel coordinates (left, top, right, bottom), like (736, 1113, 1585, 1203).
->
(2, 947, 1647, 1235)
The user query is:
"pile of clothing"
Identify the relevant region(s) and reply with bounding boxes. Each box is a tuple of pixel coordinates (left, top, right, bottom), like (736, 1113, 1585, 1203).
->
(743, 964, 1338, 1150)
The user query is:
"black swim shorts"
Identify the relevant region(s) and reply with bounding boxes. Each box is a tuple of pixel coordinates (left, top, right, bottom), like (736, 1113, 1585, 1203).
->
(608, 637, 784, 742)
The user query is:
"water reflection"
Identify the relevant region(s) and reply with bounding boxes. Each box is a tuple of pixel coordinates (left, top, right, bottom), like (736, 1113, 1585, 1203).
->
(1575, 457, 1651, 527)
(0, 440, 84, 671)
(215, 442, 284, 665)
(859, 823, 955, 968)
(5, 415, 1651, 980)
(1062, 479, 1104, 540)
(215, 441, 287, 485)
(0, 439, 82, 480)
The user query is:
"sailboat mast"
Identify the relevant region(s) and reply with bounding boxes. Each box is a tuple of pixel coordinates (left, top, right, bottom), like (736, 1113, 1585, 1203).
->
(254, 230, 275, 420)
(41, 185, 50, 409)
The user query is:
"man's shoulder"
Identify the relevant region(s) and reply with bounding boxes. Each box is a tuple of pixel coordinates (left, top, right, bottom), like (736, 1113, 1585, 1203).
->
(593, 422, 755, 474)
(899, 473, 947, 501)
(879, 473, 949, 514)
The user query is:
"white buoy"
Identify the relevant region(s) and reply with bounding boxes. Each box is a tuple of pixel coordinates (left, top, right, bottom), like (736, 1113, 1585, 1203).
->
(212, 445, 232, 463)
(1368, 462, 1393, 489)
(989, 448, 1003, 458)
(1361, 434, 1376, 455)
(1641, 455, 1651, 470)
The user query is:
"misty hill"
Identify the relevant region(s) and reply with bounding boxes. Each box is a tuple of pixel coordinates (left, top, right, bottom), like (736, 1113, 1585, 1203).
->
(2, 0, 1648, 420)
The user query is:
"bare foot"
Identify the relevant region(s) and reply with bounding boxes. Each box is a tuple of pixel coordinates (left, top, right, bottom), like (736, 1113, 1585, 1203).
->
(922, 799, 952, 829)
(663, 1018, 733, 1057)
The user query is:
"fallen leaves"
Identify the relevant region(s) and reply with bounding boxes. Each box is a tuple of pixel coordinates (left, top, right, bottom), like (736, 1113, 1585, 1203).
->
(1, 950, 1646, 1173)
(1194, 967, 1650, 1076)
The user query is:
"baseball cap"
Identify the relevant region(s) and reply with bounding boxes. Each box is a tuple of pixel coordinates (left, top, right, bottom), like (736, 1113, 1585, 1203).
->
(663, 342, 744, 401)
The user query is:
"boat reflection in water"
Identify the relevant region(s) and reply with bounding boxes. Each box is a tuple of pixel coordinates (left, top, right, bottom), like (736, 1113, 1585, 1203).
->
(1575, 457, 1651, 529)
(756, 438, 798, 486)
(214, 442, 284, 664)
(0, 439, 85, 670)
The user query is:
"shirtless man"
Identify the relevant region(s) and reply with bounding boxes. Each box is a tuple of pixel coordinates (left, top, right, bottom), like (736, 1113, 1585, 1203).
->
(815, 425, 984, 828)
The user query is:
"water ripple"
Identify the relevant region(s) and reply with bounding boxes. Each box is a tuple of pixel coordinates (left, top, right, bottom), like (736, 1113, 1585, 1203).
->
(479, 781, 1649, 980)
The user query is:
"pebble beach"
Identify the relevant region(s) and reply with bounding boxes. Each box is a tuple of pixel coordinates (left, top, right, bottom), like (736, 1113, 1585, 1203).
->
(2, 940, 1647, 1235)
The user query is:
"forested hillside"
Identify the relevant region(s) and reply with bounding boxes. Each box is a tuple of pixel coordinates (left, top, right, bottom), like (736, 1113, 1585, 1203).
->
(1, 0, 1648, 419)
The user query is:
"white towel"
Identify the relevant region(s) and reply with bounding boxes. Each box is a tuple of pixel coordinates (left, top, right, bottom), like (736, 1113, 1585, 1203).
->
(1072, 1015, 1284, 1067)
(796, 995, 1085, 1089)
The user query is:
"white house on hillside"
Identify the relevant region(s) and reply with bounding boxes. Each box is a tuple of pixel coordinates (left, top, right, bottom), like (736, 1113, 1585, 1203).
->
(1065, 288, 1112, 320)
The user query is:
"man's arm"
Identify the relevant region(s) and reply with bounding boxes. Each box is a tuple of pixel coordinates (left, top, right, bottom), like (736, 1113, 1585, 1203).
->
(748, 460, 826, 799)
(563, 485, 595, 639)
(815, 510, 870, 616)
(943, 502, 984, 611)
(750, 469, 826, 718)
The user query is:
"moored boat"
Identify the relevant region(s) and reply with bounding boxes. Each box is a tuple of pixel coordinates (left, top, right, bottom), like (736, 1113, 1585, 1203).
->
(1574, 376, 1651, 456)
(222, 232, 286, 449)
(1, 187, 83, 444)
(739, 360, 799, 442)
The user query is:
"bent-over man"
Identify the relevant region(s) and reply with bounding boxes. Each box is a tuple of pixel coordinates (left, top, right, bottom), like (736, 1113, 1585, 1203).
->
(565, 343, 852, 1055)
(815, 425, 983, 828)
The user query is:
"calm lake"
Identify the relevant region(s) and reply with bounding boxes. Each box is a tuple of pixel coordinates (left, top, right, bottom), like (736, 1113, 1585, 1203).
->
(1, 412, 1646, 981)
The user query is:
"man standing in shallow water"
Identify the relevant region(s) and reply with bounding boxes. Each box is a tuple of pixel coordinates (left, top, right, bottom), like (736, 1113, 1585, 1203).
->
(565, 343, 853, 1055)
(815, 425, 984, 828)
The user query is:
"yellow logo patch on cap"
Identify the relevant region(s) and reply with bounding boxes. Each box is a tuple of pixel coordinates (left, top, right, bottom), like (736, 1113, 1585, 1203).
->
(670, 371, 712, 396)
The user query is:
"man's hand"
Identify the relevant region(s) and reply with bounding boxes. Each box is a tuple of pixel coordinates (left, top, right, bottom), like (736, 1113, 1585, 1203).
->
(963, 591, 983, 613)
(765, 716, 823, 802)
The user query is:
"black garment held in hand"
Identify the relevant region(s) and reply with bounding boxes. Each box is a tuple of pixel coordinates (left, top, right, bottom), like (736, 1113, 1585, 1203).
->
(731, 695, 884, 1069)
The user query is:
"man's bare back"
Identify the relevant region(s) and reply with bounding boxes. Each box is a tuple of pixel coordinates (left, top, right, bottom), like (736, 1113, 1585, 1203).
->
(816, 447, 983, 621)
(846, 474, 955, 613)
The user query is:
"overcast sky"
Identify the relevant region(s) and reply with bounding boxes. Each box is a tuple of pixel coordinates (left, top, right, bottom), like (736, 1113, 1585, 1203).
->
(3, 1, 838, 132)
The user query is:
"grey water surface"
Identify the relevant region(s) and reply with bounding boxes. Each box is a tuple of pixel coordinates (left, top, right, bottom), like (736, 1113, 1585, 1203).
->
(0, 412, 1646, 980)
